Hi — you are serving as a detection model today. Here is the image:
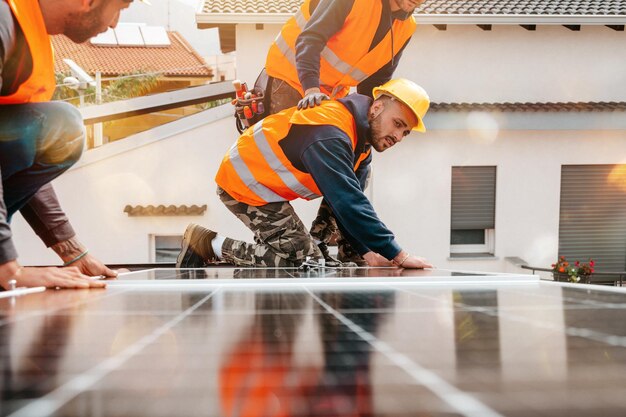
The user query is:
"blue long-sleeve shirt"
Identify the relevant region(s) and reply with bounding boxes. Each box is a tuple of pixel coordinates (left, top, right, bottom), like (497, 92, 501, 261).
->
(295, 0, 413, 98)
(279, 94, 402, 260)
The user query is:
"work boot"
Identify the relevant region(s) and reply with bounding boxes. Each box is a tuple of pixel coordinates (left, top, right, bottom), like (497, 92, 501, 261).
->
(337, 239, 368, 266)
(318, 242, 358, 268)
(176, 223, 218, 268)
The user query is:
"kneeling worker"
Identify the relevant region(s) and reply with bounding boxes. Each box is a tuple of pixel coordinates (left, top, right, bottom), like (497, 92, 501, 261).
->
(177, 79, 432, 269)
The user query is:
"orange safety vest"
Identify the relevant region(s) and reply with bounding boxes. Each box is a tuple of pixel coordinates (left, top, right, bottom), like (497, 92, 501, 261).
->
(216, 101, 372, 207)
(265, 0, 416, 98)
(0, 0, 55, 104)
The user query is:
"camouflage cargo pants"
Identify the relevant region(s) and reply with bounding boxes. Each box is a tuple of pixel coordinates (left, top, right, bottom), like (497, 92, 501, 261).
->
(218, 187, 323, 267)
(309, 200, 366, 265)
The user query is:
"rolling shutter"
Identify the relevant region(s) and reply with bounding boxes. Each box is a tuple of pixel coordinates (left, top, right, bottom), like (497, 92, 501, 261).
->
(559, 165, 626, 272)
(451, 166, 497, 230)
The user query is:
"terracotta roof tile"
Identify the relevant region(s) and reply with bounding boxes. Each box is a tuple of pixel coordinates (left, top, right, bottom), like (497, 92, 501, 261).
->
(123, 205, 208, 216)
(419, 0, 626, 15)
(200, 0, 626, 16)
(52, 32, 212, 78)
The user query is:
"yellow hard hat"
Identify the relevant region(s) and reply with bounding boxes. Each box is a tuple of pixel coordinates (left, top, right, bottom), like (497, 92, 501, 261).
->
(372, 79, 430, 132)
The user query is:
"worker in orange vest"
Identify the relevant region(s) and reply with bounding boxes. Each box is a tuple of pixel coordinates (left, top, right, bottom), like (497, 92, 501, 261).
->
(177, 79, 433, 270)
(0, 0, 139, 290)
(265, 0, 423, 112)
(263, 0, 424, 266)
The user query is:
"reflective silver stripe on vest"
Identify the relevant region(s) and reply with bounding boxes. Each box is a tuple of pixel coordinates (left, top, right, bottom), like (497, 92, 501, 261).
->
(294, 10, 307, 30)
(252, 122, 320, 200)
(320, 47, 369, 82)
(274, 33, 297, 67)
(272, 9, 306, 67)
(274, 10, 370, 84)
(346, 64, 370, 83)
(227, 142, 285, 203)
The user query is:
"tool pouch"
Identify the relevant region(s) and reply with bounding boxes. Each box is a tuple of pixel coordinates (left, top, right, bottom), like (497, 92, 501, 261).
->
(233, 69, 269, 134)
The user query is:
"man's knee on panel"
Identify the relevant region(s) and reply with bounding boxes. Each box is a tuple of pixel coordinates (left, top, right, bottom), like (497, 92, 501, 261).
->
(38, 102, 85, 167)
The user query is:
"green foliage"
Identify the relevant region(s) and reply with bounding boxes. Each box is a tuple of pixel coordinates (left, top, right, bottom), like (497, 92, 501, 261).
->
(196, 97, 232, 110)
(52, 71, 159, 104)
(102, 72, 159, 102)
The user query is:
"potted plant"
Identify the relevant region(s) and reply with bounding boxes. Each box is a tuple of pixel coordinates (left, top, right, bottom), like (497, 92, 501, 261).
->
(573, 259, 596, 284)
(552, 256, 571, 282)
(551, 256, 595, 283)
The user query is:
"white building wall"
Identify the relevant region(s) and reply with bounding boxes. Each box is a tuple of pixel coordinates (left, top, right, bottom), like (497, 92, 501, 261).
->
(11, 106, 626, 272)
(235, 24, 282, 85)
(11, 108, 235, 266)
(11, 21, 626, 271)
(374, 126, 626, 272)
(235, 23, 626, 103)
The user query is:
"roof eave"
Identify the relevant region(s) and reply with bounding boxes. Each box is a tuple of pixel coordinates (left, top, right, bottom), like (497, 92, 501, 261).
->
(196, 13, 292, 25)
(196, 13, 626, 26)
(416, 14, 626, 25)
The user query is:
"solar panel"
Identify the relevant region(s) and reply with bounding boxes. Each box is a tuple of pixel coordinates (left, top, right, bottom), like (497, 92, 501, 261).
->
(90, 28, 118, 46)
(140, 26, 171, 47)
(2, 267, 626, 416)
(114, 24, 145, 46)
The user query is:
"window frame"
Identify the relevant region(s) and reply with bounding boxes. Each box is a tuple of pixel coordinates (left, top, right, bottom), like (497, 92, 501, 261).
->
(450, 229, 495, 255)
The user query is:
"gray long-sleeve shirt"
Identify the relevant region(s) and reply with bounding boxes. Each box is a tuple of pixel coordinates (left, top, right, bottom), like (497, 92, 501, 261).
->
(295, 0, 413, 97)
(0, 1, 75, 264)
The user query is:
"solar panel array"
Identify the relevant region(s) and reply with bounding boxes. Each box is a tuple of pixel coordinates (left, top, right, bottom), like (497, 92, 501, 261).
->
(2, 268, 626, 416)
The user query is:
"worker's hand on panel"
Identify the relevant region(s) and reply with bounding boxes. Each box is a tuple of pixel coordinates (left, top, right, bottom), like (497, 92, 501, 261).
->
(362, 251, 394, 267)
(393, 251, 433, 269)
(0, 261, 106, 290)
(297, 88, 330, 110)
(71, 253, 118, 279)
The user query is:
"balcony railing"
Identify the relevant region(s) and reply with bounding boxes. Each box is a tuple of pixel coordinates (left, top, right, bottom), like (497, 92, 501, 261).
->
(77, 81, 236, 148)
(521, 265, 626, 286)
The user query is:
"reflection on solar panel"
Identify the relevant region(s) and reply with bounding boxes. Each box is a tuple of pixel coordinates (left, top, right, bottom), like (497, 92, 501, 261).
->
(2, 268, 626, 416)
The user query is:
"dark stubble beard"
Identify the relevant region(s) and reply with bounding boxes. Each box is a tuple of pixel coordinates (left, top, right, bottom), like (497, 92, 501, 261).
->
(63, 5, 106, 43)
(368, 112, 386, 152)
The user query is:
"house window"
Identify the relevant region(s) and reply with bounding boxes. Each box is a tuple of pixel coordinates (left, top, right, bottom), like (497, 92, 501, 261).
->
(559, 165, 626, 271)
(153, 235, 183, 263)
(450, 166, 497, 257)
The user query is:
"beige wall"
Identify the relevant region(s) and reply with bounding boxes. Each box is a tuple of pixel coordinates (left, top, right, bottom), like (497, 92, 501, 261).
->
(11, 104, 626, 272)
(373, 125, 626, 271)
(10, 22, 626, 271)
(236, 23, 626, 103)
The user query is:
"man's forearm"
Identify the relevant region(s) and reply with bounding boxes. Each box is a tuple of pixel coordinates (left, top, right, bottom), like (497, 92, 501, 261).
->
(50, 236, 86, 263)
(20, 183, 76, 247)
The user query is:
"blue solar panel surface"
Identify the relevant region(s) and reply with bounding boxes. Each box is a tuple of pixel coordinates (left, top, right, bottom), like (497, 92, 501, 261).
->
(1, 268, 626, 417)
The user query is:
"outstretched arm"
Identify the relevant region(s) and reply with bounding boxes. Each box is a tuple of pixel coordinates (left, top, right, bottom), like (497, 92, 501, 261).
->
(21, 185, 117, 277)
